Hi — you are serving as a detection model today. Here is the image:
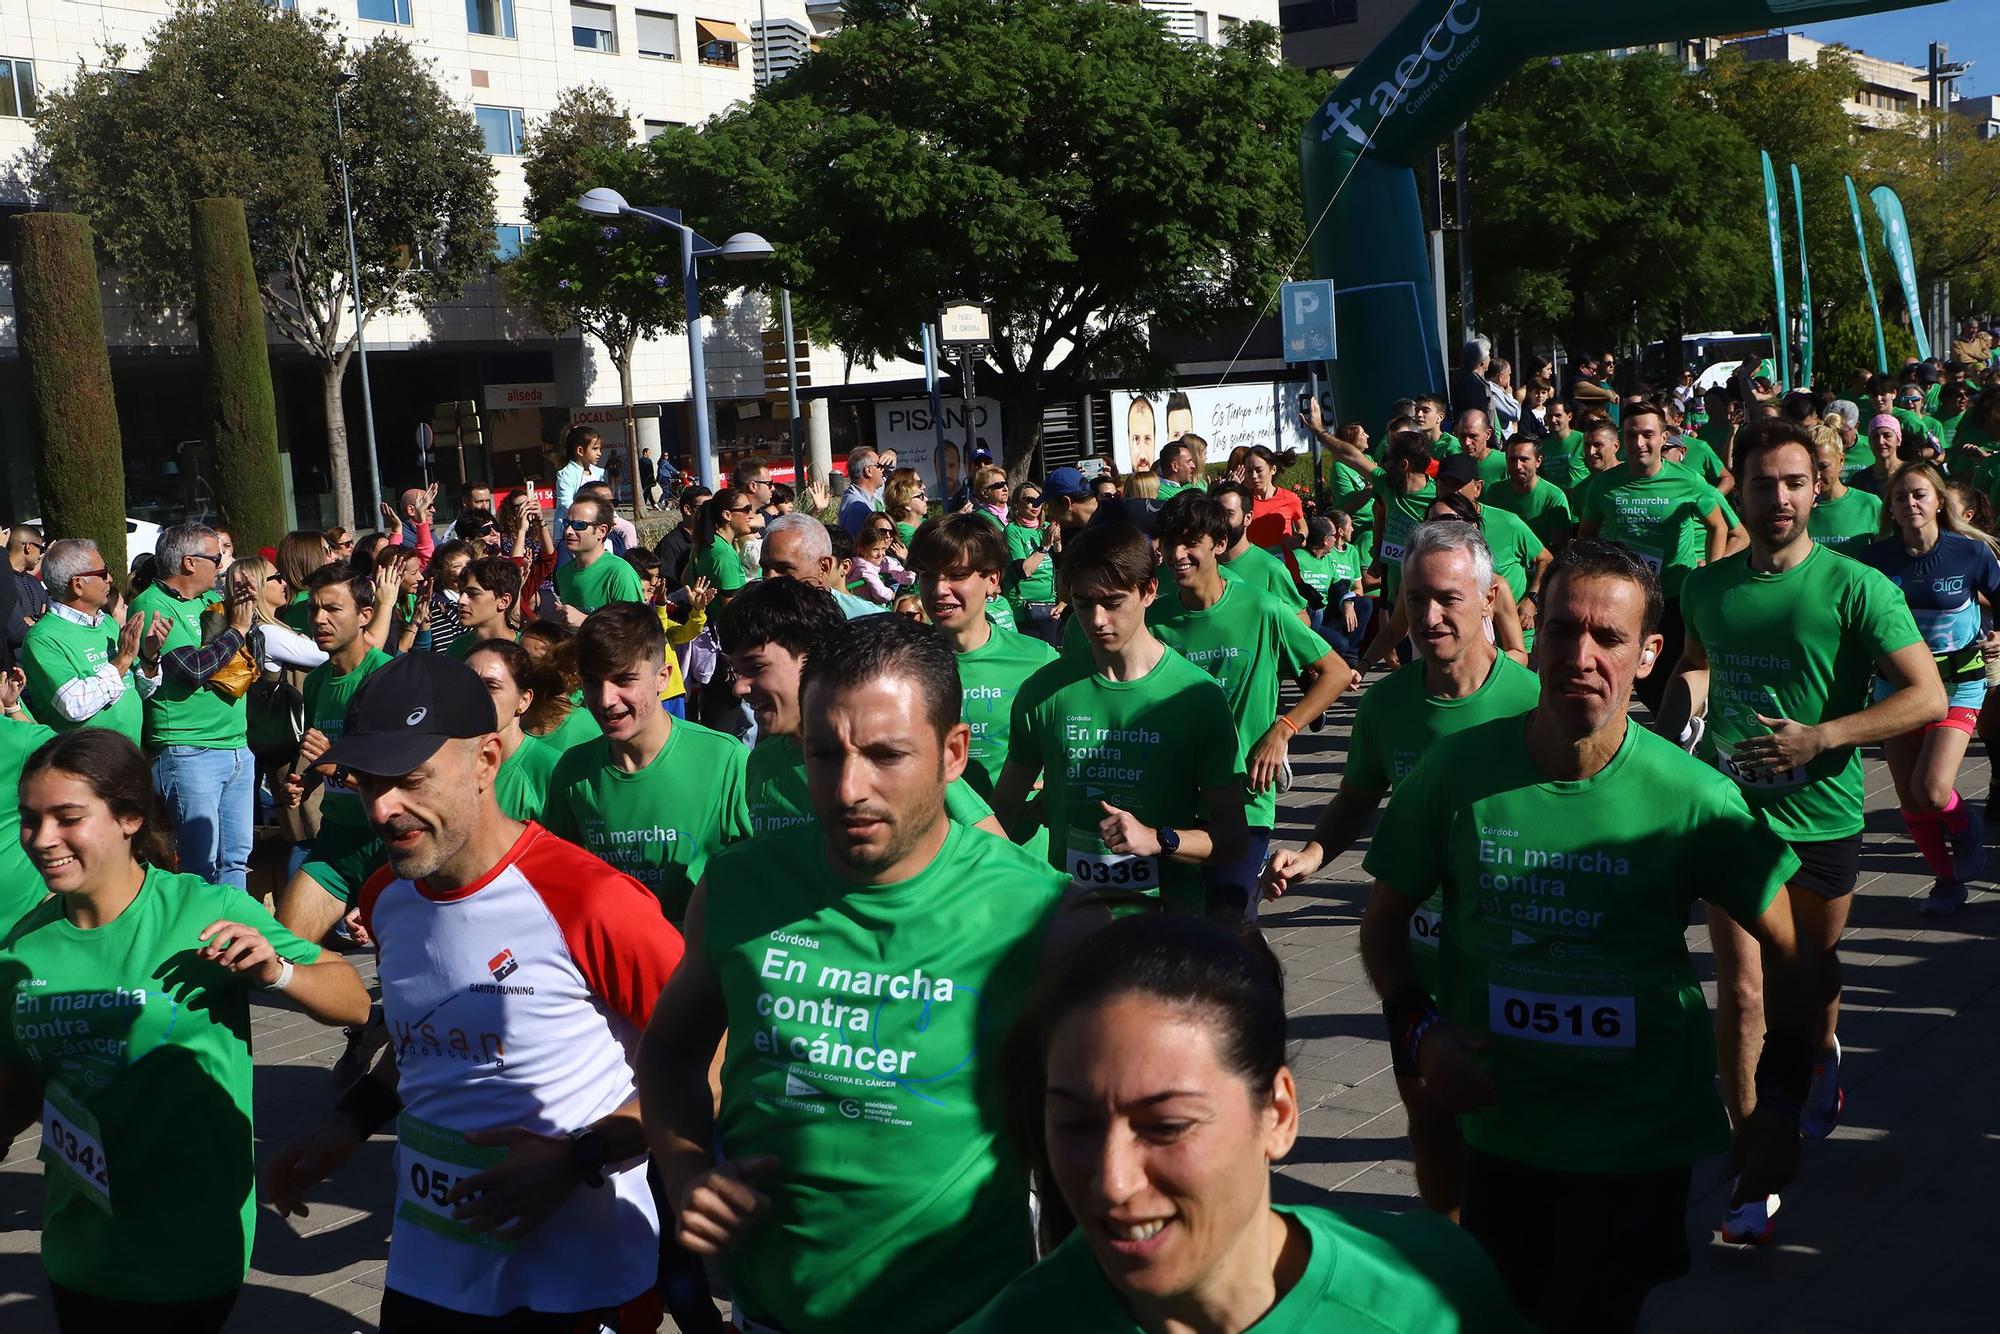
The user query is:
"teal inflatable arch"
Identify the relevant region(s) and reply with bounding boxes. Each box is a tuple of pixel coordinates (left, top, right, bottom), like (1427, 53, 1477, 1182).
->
(1299, 0, 1934, 430)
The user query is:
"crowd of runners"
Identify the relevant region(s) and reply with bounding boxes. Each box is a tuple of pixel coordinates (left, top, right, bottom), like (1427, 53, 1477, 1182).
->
(2, 339, 1999, 1333)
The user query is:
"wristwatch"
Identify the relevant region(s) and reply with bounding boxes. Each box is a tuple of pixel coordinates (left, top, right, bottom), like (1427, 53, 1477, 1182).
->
(1156, 826, 1182, 857)
(566, 1127, 610, 1188)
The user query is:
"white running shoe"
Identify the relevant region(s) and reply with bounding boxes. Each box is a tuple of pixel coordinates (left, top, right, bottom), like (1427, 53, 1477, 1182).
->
(1720, 1187, 1781, 1245)
(1800, 1035, 1844, 1140)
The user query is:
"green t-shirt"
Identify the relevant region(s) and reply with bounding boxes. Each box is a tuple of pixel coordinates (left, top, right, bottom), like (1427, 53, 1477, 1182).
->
(954, 1203, 1527, 1334)
(1219, 543, 1307, 614)
(1676, 432, 1729, 489)
(1471, 448, 1508, 486)
(20, 611, 144, 746)
(1542, 429, 1590, 491)
(1432, 430, 1462, 456)
(894, 520, 919, 547)
(0, 717, 57, 930)
(1478, 504, 1544, 603)
(1155, 478, 1186, 500)
(702, 822, 1068, 1334)
(1363, 716, 1797, 1174)
(0, 867, 321, 1301)
(690, 533, 748, 593)
(493, 733, 560, 823)
(129, 584, 246, 750)
(1485, 476, 1573, 551)
(536, 689, 604, 756)
(1009, 647, 1242, 910)
(1002, 523, 1056, 607)
(743, 734, 995, 838)
(1328, 460, 1378, 564)
(1679, 543, 1921, 842)
(1581, 463, 1723, 598)
(301, 648, 393, 826)
(1150, 580, 1331, 828)
(279, 590, 312, 633)
(1808, 486, 1884, 558)
(956, 625, 1058, 798)
(985, 596, 1016, 631)
(1369, 471, 1438, 596)
(544, 719, 751, 922)
(553, 551, 644, 612)
(1291, 546, 1363, 602)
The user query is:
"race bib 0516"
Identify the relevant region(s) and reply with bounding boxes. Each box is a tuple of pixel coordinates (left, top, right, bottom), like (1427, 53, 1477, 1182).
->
(1487, 983, 1636, 1050)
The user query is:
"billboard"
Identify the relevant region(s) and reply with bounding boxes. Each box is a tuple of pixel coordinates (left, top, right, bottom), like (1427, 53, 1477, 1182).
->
(873, 396, 1004, 495)
(1108, 381, 1315, 475)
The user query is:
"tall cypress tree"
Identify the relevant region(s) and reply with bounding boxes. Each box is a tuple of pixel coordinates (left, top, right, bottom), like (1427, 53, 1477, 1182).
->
(192, 197, 284, 551)
(13, 213, 128, 577)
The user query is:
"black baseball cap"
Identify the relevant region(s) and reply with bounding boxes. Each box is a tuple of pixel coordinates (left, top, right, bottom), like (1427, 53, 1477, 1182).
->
(321, 651, 499, 777)
(1437, 454, 1481, 487)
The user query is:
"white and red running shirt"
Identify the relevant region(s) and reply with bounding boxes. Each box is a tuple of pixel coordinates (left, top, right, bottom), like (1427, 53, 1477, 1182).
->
(359, 822, 684, 1317)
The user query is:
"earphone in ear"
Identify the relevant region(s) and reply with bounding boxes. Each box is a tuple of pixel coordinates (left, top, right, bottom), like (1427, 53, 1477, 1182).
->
(1640, 648, 1657, 665)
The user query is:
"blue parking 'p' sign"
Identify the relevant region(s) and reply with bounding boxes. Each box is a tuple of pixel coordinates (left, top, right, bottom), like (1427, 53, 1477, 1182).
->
(1280, 280, 1337, 364)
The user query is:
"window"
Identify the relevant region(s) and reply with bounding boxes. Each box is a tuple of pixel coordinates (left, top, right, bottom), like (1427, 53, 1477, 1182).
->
(573, 2, 617, 51)
(467, 0, 517, 38)
(643, 119, 685, 140)
(492, 224, 533, 262)
(0, 59, 35, 119)
(358, 0, 412, 23)
(476, 105, 526, 155)
(1191, 9, 1208, 41)
(695, 18, 747, 67)
(637, 11, 680, 59)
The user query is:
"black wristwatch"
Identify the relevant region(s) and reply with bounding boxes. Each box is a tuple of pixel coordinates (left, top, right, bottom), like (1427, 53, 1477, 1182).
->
(1157, 826, 1182, 857)
(566, 1127, 610, 1188)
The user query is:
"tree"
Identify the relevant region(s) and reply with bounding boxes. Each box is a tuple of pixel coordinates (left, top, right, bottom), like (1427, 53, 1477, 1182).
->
(649, 0, 1325, 474)
(1862, 113, 2000, 321)
(1466, 53, 1766, 355)
(13, 214, 129, 576)
(191, 198, 284, 551)
(509, 86, 697, 522)
(31, 0, 497, 531)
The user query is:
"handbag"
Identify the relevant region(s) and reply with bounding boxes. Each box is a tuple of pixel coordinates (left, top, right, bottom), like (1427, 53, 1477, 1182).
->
(245, 631, 306, 761)
(207, 638, 259, 700)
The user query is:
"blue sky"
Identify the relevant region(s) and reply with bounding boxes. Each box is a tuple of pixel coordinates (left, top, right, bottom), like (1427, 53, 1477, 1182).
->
(1800, 0, 2000, 95)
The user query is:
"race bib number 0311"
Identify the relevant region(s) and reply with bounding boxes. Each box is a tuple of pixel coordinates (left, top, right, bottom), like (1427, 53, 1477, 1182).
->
(1487, 983, 1636, 1049)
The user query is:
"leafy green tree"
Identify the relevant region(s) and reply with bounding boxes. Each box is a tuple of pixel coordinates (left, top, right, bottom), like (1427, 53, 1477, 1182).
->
(1862, 113, 2000, 322)
(31, 0, 496, 530)
(13, 214, 129, 576)
(648, 0, 1325, 472)
(1467, 53, 1766, 355)
(510, 86, 697, 519)
(191, 197, 284, 551)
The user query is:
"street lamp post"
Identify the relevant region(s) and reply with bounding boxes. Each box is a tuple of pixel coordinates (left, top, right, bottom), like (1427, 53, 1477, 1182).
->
(333, 72, 383, 525)
(576, 187, 772, 491)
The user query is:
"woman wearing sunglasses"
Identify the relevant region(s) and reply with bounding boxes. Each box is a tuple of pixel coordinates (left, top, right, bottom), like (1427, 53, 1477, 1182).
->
(1003, 482, 1062, 645)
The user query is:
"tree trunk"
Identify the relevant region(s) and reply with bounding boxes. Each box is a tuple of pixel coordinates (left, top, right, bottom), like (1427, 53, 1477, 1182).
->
(999, 378, 1048, 485)
(617, 338, 642, 527)
(322, 355, 358, 533)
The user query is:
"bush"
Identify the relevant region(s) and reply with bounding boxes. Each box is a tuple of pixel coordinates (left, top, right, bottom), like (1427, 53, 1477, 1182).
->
(192, 198, 285, 551)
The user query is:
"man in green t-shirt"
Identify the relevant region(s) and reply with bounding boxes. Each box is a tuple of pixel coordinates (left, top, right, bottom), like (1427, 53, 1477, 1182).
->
(1149, 491, 1349, 918)
(1539, 398, 1590, 492)
(131, 522, 257, 890)
(1437, 456, 1551, 645)
(1455, 408, 1508, 486)
(1805, 431, 1883, 557)
(636, 615, 1079, 1334)
(1360, 540, 1819, 1329)
(1267, 519, 1539, 1217)
(275, 564, 397, 944)
(20, 538, 166, 746)
(544, 603, 750, 923)
(1304, 415, 1437, 604)
(1152, 437, 1199, 501)
(1577, 404, 1731, 715)
(1658, 419, 1940, 1244)
(1487, 433, 1574, 553)
(997, 522, 1246, 915)
(1210, 481, 1309, 622)
(1293, 514, 1372, 664)
(448, 555, 522, 659)
(1414, 393, 1460, 456)
(553, 498, 644, 619)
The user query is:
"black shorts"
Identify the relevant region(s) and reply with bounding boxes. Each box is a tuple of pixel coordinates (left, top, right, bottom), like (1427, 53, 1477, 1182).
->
(1460, 1148, 1692, 1334)
(1787, 832, 1865, 900)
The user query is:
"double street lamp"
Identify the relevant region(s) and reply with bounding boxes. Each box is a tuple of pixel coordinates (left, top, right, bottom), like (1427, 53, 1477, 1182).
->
(576, 187, 773, 491)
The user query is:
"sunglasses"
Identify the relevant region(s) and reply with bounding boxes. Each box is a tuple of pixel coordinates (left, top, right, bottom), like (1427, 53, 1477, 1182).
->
(1020, 494, 1044, 505)
(188, 551, 221, 565)
(564, 519, 602, 532)
(984, 482, 1008, 493)
(728, 505, 755, 515)
(264, 573, 286, 585)
(76, 567, 110, 581)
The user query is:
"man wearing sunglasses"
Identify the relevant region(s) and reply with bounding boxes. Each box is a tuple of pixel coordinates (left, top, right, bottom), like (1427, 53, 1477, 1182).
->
(131, 522, 262, 890)
(553, 498, 644, 622)
(20, 538, 169, 748)
(838, 447, 886, 539)
(4, 524, 48, 659)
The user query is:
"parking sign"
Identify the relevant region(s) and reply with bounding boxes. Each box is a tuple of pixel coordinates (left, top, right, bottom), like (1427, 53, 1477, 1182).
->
(1280, 280, 1337, 363)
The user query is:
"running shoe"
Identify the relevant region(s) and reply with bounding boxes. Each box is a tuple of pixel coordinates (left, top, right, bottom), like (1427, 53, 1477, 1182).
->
(1800, 1035, 1844, 1140)
(1947, 804, 1987, 884)
(330, 1016, 390, 1090)
(1720, 1188, 1781, 1245)
(1276, 753, 1295, 795)
(1919, 877, 1969, 918)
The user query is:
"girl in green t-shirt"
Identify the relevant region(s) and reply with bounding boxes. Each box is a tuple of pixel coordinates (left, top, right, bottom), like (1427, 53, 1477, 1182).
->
(0, 730, 369, 1330)
(957, 913, 1523, 1333)
(465, 639, 562, 823)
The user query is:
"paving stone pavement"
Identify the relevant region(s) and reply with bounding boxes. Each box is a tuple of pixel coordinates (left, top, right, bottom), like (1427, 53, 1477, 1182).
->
(1, 693, 1995, 1331)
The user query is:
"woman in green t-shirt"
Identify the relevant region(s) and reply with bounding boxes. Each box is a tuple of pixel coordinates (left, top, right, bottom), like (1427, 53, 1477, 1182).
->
(885, 466, 929, 552)
(465, 639, 561, 821)
(690, 487, 756, 599)
(0, 730, 368, 1332)
(958, 914, 1523, 1333)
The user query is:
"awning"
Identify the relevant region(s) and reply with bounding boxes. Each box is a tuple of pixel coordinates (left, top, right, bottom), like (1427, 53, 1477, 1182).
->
(697, 18, 748, 43)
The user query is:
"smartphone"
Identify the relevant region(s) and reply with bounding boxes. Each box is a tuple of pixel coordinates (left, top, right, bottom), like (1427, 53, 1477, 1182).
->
(1298, 393, 1314, 415)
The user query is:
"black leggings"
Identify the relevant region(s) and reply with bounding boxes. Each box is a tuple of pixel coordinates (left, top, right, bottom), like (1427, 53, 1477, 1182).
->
(49, 1280, 238, 1334)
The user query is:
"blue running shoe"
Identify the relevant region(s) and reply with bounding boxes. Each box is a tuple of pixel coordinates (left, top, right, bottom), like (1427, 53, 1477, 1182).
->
(1800, 1035, 1843, 1140)
(1949, 803, 1987, 884)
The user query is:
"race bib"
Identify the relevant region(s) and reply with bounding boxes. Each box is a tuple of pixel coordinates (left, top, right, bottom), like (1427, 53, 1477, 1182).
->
(41, 1081, 110, 1213)
(1634, 550, 1663, 574)
(1067, 841, 1158, 891)
(1379, 539, 1407, 563)
(1715, 747, 1806, 791)
(395, 1113, 516, 1252)
(1409, 904, 1444, 951)
(1488, 983, 1636, 1049)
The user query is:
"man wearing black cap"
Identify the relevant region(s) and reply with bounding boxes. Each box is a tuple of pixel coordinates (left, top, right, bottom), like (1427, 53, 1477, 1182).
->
(265, 650, 692, 1333)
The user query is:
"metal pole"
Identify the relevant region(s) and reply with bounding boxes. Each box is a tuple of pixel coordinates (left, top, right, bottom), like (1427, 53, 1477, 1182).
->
(1453, 122, 1475, 343)
(959, 348, 977, 495)
(680, 224, 717, 489)
(781, 288, 803, 487)
(333, 84, 383, 521)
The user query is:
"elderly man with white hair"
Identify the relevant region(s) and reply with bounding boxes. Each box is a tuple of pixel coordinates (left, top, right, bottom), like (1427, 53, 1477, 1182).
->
(759, 512, 885, 619)
(19, 537, 168, 746)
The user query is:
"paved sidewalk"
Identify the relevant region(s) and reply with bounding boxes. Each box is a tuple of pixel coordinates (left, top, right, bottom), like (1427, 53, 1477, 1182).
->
(1, 699, 1995, 1331)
